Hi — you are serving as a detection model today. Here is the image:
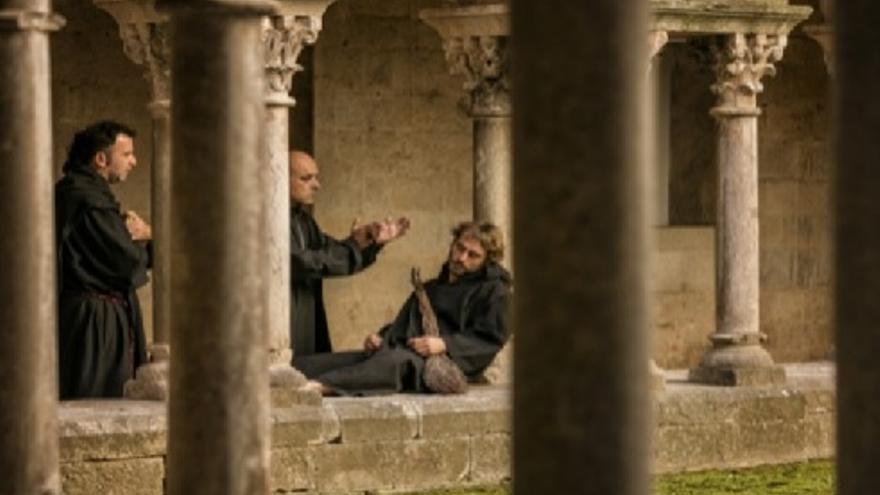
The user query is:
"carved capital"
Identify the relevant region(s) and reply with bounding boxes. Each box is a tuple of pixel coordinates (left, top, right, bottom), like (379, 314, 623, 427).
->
(711, 33, 786, 116)
(444, 35, 509, 117)
(648, 30, 668, 61)
(118, 21, 172, 103)
(262, 15, 321, 99)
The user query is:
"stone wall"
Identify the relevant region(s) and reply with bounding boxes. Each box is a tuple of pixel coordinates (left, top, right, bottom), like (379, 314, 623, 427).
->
(313, 0, 473, 350)
(652, 227, 715, 369)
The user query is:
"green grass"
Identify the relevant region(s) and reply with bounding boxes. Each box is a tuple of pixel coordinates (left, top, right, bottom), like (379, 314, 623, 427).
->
(404, 460, 834, 495)
(655, 460, 834, 495)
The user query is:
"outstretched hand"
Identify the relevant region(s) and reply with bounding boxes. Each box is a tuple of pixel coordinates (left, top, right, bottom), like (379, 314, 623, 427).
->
(373, 217, 410, 245)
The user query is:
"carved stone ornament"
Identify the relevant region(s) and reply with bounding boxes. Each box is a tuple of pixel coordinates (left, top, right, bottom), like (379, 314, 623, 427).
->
(262, 15, 320, 97)
(711, 33, 787, 114)
(444, 35, 510, 117)
(119, 22, 171, 103)
(648, 30, 668, 61)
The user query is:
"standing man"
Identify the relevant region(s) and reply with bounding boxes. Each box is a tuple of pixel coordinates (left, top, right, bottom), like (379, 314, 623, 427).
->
(289, 150, 410, 357)
(55, 121, 152, 399)
(294, 221, 511, 395)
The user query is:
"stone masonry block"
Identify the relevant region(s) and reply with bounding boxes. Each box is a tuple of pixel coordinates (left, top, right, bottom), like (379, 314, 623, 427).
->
(59, 401, 167, 462)
(60, 431, 166, 463)
(331, 398, 420, 443)
(271, 447, 312, 493)
(61, 458, 164, 495)
(654, 226, 714, 252)
(311, 439, 469, 493)
(272, 405, 339, 448)
(418, 389, 511, 438)
(469, 434, 511, 485)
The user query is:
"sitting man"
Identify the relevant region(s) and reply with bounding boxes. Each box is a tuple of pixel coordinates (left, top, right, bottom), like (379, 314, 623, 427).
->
(293, 221, 511, 395)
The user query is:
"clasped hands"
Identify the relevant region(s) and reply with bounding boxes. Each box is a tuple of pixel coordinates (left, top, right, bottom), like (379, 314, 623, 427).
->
(124, 210, 152, 241)
(350, 216, 411, 250)
(363, 333, 446, 358)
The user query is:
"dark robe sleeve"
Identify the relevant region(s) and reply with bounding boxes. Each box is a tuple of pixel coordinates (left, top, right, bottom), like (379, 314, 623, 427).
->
(291, 230, 383, 283)
(68, 207, 150, 291)
(441, 283, 510, 377)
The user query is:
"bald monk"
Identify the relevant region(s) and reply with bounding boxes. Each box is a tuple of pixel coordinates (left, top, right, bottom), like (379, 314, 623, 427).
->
(289, 150, 410, 358)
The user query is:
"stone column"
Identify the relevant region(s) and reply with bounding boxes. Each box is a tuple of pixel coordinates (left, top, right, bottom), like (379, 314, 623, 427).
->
(160, 0, 275, 493)
(512, 1, 651, 494)
(446, 35, 512, 265)
(689, 33, 786, 386)
(835, 2, 880, 493)
(647, 30, 668, 392)
(260, 8, 326, 406)
(91, 2, 174, 398)
(0, 1, 64, 493)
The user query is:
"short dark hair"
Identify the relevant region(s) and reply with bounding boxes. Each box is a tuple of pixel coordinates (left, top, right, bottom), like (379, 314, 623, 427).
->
(62, 120, 136, 173)
(452, 221, 505, 264)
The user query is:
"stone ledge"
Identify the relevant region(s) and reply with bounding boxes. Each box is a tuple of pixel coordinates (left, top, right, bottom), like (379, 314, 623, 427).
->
(56, 364, 834, 493)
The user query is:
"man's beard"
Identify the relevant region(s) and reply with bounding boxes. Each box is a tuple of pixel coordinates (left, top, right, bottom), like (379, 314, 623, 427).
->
(448, 260, 466, 276)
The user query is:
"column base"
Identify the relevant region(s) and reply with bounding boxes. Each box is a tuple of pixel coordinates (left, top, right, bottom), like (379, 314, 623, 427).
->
(689, 336, 786, 386)
(650, 359, 667, 392)
(270, 364, 321, 408)
(124, 361, 169, 400)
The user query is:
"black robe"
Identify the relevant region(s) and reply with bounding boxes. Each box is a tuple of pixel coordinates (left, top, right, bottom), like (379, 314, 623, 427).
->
(293, 262, 512, 395)
(55, 168, 150, 399)
(290, 206, 381, 356)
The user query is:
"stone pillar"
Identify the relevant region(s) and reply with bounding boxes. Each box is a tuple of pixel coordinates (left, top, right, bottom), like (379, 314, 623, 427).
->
(160, 0, 275, 493)
(648, 30, 670, 227)
(0, 1, 64, 493)
(835, 2, 880, 492)
(260, 7, 327, 406)
(647, 30, 668, 392)
(91, 3, 174, 398)
(689, 33, 786, 386)
(447, 35, 512, 265)
(512, 1, 651, 494)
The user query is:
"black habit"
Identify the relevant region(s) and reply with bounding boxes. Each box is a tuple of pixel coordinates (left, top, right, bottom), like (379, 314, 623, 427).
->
(290, 206, 381, 356)
(55, 167, 150, 399)
(293, 262, 512, 395)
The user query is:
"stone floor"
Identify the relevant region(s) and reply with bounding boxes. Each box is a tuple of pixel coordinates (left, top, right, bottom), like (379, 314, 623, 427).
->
(57, 361, 835, 494)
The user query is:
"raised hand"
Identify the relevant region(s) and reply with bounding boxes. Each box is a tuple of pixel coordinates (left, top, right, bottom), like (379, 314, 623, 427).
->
(349, 218, 377, 250)
(374, 216, 410, 245)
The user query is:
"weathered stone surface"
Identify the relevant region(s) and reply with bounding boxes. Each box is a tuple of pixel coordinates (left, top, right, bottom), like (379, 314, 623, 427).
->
(61, 458, 164, 495)
(270, 447, 311, 492)
(271, 405, 338, 448)
(311, 439, 470, 493)
(330, 398, 419, 443)
(654, 365, 835, 473)
(52, 364, 835, 492)
(59, 401, 167, 462)
(418, 387, 510, 438)
(469, 434, 510, 485)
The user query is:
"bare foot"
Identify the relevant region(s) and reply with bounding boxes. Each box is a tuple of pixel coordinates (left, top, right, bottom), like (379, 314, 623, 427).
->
(301, 380, 333, 396)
